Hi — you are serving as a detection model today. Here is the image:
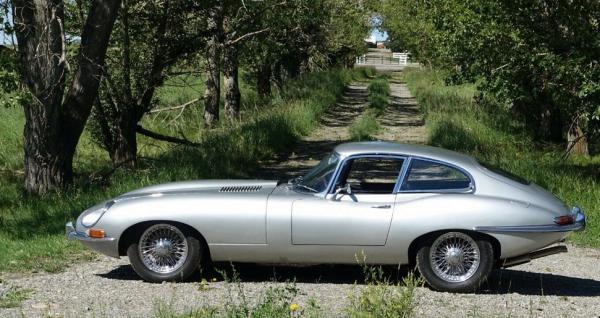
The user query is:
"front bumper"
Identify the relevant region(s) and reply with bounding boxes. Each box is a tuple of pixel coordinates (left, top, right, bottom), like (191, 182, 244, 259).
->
(66, 221, 120, 258)
(474, 206, 586, 233)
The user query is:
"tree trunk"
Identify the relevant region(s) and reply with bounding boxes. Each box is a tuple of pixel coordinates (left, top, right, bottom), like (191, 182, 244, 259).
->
(203, 4, 223, 127)
(257, 62, 272, 98)
(23, 104, 72, 193)
(13, 0, 120, 194)
(111, 113, 138, 168)
(223, 46, 240, 119)
(567, 117, 589, 156)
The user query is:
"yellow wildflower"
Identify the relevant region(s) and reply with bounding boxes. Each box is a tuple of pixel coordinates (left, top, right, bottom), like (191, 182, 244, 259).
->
(289, 303, 299, 312)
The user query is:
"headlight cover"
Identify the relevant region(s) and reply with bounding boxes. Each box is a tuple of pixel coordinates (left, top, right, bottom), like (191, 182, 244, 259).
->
(80, 201, 115, 227)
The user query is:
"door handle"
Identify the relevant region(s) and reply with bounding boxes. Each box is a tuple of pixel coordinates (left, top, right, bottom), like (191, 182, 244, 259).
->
(371, 204, 391, 209)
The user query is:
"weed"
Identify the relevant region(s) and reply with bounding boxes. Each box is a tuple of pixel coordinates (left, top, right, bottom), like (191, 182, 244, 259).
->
(0, 286, 32, 308)
(350, 111, 381, 141)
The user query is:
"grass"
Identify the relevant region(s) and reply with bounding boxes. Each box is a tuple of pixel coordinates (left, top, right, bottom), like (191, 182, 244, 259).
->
(346, 259, 420, 318)
(0, 68, 357, 273)
(404, 68, 600, 247)
(349, 110, 381, 141)
(349, 75, 391, 141)
(154, 266, 323, 318)
(152, 263, 418, 318)
(0, 286, 32, 308)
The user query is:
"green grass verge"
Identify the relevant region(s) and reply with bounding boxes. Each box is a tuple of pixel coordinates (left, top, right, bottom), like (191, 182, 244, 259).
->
(404, 69, 600, 247)
(0, 69, 356, 273)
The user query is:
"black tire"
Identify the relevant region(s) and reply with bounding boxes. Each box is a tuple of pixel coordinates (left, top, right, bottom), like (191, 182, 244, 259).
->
(127, 223, 202, 283)
(416, 231, 494, 293)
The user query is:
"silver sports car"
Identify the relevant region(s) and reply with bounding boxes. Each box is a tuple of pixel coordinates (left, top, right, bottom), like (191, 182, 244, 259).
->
(67, 142, 585, 292)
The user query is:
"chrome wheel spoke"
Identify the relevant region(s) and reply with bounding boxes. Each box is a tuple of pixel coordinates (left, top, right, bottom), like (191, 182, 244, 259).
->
(138, 224, 189, 274)
(429, 232, 481, 283)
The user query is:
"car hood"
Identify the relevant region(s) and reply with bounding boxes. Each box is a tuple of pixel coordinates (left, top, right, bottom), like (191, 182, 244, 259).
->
(118, 179, 279, 199)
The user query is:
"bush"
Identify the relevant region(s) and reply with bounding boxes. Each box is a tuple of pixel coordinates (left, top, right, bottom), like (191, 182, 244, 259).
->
(350, 110, 381, 141)
(346, 260, 420, 318)
(368, 79, 391, 96)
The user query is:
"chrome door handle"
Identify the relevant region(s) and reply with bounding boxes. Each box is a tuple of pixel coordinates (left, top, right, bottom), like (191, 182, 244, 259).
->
(371, 205, 391, 209)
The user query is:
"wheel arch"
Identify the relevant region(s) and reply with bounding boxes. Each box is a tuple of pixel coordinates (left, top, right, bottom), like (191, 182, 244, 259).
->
(118, 220, 211, 262)
(407, 229, 501, 266)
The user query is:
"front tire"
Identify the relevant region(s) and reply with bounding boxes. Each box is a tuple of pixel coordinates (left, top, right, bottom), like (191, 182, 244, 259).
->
(127, 223, 202, 282)
(416, 231, 494, 293)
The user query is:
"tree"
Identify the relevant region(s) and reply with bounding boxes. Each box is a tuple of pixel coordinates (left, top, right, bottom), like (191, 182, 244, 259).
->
(202, 1, 223, 127)
(380, 0, 600, 155)
(12, 0, 120, 194)
(91, 0, 205, 167)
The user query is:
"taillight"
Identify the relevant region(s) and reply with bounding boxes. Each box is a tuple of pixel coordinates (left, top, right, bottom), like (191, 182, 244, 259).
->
(554, 215, 574, 225)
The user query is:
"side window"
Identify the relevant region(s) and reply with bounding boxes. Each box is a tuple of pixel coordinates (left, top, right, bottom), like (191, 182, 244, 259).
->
(401, 159, 471, 191)
(337, 157, 404, 194)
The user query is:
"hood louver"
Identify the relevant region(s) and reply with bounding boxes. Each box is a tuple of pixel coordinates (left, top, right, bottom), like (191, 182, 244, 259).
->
(219, 185, 263, 192)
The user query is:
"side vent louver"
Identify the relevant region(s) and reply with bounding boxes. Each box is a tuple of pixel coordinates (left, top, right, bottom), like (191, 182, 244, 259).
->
(219, 185, 263, 192)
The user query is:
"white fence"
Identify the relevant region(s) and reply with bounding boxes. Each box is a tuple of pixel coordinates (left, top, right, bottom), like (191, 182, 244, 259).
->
(355, 52, 410, 66)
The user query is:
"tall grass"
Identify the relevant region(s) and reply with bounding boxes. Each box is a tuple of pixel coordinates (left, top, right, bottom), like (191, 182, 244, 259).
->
(404, 69, 600, 247)
(0, 69, 355, 273)
(349, 76, 391, 141)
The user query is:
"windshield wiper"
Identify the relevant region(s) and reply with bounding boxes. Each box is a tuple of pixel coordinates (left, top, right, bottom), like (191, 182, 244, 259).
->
(294, 183, 318, 193)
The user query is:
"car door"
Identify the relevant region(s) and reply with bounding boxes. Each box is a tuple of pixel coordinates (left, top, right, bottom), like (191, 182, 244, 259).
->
(291, 155, 405, 246)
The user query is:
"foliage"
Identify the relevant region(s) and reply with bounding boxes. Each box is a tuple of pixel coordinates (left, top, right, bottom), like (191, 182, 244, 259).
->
(380, 0, 600, 144)
(0, 286, 32, 308)
(0, 68, 355, 273)
(350, 110, 381, 141)
(405, 68, 600, 247)
(347, 258, 420, 318)
(154, 266, 323, 318)
(0, 46, 28, 108)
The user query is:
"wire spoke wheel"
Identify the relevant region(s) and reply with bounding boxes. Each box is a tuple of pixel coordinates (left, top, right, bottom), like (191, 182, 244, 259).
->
(138, 224, 189, 274)
(429, 232, 480, 283)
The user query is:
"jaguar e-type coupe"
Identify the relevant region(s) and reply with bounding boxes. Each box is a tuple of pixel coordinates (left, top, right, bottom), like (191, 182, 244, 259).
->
(67, 142, 585, 292)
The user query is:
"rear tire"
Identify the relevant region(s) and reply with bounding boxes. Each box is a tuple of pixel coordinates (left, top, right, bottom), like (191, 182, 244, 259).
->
(416, 231, 493, 293)
(127, 223, 202, 283)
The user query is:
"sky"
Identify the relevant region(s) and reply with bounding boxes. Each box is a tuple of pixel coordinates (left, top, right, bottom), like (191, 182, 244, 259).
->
(370, 29, 388, 41)
(1, 8, 13, 45)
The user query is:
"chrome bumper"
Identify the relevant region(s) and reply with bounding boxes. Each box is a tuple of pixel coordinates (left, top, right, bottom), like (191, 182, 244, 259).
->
(474, 206, 586, 233)
(66, 221, 120, 258)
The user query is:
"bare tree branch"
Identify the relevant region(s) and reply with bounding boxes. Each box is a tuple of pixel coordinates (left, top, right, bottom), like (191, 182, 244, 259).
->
(136, 125, 200, 146)
(227, 27, 270, 46)
(147, 98, 200, 114)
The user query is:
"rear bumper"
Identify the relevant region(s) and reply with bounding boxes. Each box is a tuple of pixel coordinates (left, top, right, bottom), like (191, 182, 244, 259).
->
(66, 221, 120, 258)
(474, 206, 586, 233)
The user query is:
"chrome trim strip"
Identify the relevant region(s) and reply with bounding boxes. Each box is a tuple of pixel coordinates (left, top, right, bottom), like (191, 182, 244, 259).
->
(66, 221, 116, 242)
(474, 209, 586, 233)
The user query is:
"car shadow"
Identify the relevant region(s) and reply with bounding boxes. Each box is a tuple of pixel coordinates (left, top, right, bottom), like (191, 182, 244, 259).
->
(97, 263, 600, 297)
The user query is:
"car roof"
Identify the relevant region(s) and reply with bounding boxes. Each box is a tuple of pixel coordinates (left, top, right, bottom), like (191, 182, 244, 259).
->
(333, 141, 477, 168)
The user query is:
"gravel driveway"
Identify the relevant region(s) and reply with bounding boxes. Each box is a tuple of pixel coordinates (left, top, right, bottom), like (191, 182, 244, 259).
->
(1, 244, 600, 317)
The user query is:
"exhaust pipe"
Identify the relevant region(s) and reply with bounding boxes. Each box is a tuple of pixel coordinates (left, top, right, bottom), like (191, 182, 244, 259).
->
(500, 245, 568, 268)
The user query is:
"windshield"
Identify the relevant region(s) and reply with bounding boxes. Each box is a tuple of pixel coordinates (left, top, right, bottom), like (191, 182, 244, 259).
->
(294, 152, 340, 193)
